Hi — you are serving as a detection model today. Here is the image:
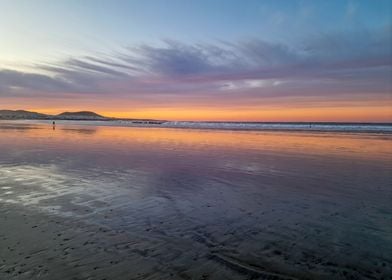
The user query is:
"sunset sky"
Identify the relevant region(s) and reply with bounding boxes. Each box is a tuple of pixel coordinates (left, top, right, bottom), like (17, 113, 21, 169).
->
(0, 0, 391, 122)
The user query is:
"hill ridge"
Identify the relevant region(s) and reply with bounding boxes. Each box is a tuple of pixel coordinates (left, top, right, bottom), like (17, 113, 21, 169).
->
(0, 109, 165, 123)
(0, 109, 106, 120)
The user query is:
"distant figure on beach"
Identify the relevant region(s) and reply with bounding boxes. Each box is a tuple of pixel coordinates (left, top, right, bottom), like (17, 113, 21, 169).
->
(52, 121, 56, 130)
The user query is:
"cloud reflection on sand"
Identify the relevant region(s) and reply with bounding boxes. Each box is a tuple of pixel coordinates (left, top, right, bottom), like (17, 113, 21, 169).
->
(0, 164, 152, 218)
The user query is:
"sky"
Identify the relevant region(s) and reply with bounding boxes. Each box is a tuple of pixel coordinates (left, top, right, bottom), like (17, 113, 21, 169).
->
(0, 0, 391, 122)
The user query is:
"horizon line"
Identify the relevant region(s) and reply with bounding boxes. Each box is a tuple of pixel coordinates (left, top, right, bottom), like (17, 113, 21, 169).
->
(1, 108, 391, 124)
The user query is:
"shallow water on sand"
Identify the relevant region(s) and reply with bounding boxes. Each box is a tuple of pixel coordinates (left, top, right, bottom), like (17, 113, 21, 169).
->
(0, 121, 391, 280)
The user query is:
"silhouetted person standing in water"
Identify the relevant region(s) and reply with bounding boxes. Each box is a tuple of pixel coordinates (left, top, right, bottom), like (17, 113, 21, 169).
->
(52, 121, 56, 130)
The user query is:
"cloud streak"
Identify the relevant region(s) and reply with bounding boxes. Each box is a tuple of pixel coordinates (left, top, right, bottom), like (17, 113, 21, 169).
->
(0, 26, 391, 109)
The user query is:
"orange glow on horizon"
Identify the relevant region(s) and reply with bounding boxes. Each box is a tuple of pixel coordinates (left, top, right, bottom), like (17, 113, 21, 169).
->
(2, 96, 391, 122)
(24, 105, 392, 123)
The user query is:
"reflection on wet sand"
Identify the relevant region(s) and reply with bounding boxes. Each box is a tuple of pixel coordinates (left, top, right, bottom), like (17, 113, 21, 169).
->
(60, 128, 98, 135)
(0, 122, 391, 279)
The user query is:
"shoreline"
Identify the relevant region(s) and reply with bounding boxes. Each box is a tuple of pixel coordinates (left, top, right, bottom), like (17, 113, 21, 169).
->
(1, 119, 392, 134)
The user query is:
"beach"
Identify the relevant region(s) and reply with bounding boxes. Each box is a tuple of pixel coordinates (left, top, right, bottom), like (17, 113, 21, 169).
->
(0, 121, 391, 280)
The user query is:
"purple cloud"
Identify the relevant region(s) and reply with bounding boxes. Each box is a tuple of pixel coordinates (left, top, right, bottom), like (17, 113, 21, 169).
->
(0, 26, 390, 105)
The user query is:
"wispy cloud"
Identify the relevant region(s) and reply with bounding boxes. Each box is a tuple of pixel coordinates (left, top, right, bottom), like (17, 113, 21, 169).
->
(0, 26, 391, 106)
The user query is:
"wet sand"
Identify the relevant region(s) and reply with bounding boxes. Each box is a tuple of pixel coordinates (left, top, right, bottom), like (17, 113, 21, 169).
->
(0, 122, 391, 279)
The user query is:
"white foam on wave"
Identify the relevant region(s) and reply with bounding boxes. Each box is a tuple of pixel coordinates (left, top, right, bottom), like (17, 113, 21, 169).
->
(160, 121, 392, 132)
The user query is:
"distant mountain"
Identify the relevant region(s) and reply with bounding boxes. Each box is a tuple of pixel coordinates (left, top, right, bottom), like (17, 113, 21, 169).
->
(0, 110, 106, 120)
(0, 110, 49, 119)
(56, 111, 106, 120)
(0, 109, 165, 123)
